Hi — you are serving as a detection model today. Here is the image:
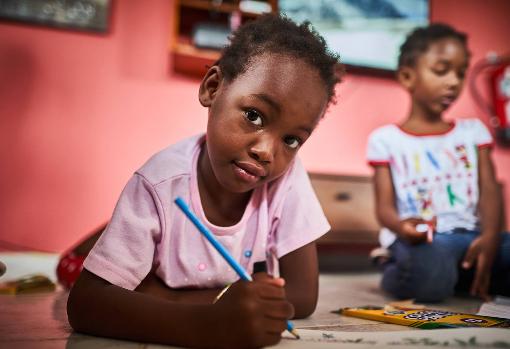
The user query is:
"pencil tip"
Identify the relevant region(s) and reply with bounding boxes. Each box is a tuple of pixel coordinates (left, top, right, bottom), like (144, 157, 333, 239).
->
(290, 329, 300, 339)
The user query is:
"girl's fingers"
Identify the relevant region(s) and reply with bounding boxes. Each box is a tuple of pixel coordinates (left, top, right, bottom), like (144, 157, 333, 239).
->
(263, 318, 288, 334)
(462, 242, 480, 269)
(253, 273, 285, 287)
(261, 299, 294, 320)
(256, 277, 284, 287)
(471, 274, 490, 300)
(263, 331, 285, 347)
(255, 283, 286, 299)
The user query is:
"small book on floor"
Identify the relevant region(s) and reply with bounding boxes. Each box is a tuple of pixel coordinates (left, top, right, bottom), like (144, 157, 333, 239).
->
(0, 274, 56, 295)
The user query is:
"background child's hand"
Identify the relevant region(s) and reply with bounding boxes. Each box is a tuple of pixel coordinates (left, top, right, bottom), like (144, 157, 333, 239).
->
(462, 236, 498, 301)
(212, 278, 294, 349)
(397, 217, 434, 244)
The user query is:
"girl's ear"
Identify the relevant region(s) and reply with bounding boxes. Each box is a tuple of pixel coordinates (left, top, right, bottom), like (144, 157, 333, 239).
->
(199, 66, 223, 107)
(397, 66, 416, 91)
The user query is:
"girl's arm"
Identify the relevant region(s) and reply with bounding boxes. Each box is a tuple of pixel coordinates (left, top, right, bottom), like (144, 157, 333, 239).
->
(373, 166, 428, 244)
(135, 272, 222, 304)
(279, 241, 318, 318)
(374, 165, 402, 232)
(139, 244, 318, 319)
(462, 146, 501, 299)
(68, 269, 213, 347)
(68, 269, 293, 349)
(476, 147, 501, 241)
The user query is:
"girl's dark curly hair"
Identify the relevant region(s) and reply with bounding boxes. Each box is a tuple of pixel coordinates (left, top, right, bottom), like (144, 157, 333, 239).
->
(217, 13, 343, 105)
(398, 23, 469, 69)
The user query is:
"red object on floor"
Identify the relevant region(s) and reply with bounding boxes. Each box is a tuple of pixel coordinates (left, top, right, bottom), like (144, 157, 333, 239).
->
(56, 253, 86, 289)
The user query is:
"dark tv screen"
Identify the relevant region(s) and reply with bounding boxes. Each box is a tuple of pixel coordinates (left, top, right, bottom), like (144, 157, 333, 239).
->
(279, 0, 429, 73)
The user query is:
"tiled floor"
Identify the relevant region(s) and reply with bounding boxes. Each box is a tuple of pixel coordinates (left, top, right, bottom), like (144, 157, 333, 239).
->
(0, 253, 486, 348)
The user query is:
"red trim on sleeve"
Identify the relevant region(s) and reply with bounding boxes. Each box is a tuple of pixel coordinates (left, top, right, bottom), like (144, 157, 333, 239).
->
(368, 160, 390, 167)
(477, 142, 494, 149)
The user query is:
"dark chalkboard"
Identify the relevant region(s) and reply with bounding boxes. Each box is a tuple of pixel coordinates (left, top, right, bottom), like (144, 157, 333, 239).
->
(0, 0, 111, 33)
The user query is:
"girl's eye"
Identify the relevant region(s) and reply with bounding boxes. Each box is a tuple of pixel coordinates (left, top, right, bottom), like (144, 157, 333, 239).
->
(433, 68, 447, 76)
(284, 136, 301, 149)
(244, 110, 262, 126)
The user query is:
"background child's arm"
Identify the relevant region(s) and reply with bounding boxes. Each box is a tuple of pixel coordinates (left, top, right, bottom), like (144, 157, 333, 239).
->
(462, 147, 501, 299)
(68, 269, 293, 348)
(373, 166, 429, 244)
(476, 147, 501, 239)
(279, 241, 318, 318)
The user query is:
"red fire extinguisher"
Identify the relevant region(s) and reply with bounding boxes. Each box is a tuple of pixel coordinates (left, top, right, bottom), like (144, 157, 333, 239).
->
(470, 54, 510, 145)
(490, 61, 510, 141)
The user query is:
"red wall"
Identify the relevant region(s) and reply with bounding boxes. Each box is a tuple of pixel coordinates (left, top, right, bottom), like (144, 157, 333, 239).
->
(1, 0, 509, 252)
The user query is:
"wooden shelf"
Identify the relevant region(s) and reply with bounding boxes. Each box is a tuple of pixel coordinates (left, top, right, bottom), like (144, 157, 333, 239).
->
(171, 0, 276, 77)
(173, 42, 220, 61)
(171, 41, 220, 78)
(179, 0, 271, 17)
(180, 0, 239, 14)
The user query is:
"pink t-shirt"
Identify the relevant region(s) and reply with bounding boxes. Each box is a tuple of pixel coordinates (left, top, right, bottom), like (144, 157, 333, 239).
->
(84, 134, 330, 290)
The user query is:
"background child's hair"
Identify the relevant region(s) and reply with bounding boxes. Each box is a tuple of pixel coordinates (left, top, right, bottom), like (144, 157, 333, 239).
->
(217, 13, 343, 105)
(398, 23, 469, 69)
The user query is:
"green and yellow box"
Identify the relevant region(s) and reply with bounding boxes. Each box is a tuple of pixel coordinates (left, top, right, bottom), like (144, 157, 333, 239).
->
(341, 306, 510, 329)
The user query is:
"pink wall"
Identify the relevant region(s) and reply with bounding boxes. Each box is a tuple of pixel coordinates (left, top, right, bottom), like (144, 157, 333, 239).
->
(1, 0, 509, 252)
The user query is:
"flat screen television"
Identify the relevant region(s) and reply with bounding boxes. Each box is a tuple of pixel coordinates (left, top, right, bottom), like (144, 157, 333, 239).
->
(278, 0, 429, 75)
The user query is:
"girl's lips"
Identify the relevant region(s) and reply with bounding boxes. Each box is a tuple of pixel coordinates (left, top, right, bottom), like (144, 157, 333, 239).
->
(233, 163, 260, 184)
(440, 96, 456, 107)
(234, 161, 267, 177)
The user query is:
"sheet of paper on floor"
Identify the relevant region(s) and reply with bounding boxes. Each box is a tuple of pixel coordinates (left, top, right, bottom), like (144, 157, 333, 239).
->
(278, 328, 510, 348)
(477, 296, 510, 320)
(0, 252, 59, 282)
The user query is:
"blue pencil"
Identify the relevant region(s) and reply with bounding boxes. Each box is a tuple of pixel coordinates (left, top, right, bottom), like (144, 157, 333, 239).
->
(174, 197, 300, 339)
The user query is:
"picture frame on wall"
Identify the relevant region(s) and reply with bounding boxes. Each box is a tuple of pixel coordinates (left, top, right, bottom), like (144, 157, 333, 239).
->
(279, 0, 429, 76)
(0, 0, 112, 33)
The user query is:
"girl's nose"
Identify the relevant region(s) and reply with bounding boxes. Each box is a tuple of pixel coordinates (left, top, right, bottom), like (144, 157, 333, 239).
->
(249, 134, 275, 163)
(446, 71, 461, 89)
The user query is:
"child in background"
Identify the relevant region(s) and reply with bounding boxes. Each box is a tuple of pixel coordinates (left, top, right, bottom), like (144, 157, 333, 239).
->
(367, 23, 510, 303)
(67, 14, 342, 349)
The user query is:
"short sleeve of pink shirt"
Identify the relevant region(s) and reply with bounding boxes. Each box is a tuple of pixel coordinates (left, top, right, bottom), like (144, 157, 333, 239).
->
(84, 134, 330, 290)
(266, 158, 331, 259)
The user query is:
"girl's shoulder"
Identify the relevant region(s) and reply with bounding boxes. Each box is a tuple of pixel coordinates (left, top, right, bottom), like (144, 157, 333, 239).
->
(136, 134, 205, 186)
(452, 118, 493, 145)
(267, 156, 306, 197)
(367, 124, 402, 142)
(454, 118, 489, 132)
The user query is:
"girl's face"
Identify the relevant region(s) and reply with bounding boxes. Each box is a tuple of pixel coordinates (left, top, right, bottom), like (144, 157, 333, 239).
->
(404, 37, 469, 118)
(199, 53, 329, 194)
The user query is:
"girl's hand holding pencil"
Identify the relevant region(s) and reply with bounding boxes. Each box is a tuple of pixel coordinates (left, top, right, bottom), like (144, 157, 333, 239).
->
(174, 197, 298, 348)
(213, 269, 286, 304)
(211, 276, 294, 348)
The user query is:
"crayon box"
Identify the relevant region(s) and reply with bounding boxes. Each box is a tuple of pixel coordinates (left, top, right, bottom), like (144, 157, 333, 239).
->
(341, 306, 510, 329)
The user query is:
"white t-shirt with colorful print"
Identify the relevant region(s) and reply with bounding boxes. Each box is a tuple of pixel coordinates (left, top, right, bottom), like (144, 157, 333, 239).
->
(366, 119, 493, 247)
